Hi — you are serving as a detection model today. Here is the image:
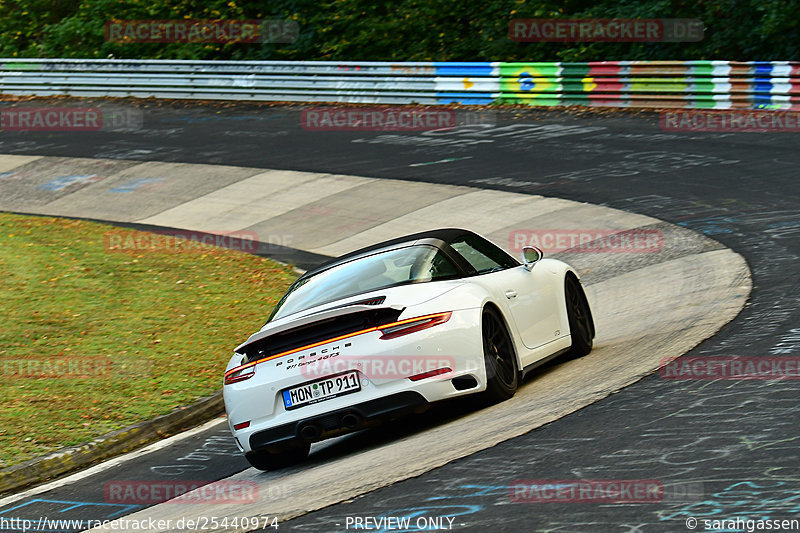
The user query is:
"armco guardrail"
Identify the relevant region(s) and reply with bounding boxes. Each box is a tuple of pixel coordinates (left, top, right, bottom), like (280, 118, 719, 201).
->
(0, 59, 497, 105)
(1, 59, 798, 109)
(499, 61, 800, 109)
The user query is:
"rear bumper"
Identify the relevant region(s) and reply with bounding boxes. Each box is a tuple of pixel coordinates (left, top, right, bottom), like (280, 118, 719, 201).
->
(249, 391, 429, 452)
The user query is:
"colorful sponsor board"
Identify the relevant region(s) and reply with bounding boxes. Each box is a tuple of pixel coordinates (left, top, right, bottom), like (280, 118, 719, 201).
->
(2, 59, 798, 110)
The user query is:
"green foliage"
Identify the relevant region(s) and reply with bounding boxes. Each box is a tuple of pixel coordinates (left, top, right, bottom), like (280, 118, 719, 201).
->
(0, 1, 796, 67)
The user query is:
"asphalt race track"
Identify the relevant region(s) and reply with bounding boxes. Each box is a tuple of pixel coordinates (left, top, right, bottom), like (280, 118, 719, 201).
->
(0, 103, 798, 532)
(0, 152, 747, 532)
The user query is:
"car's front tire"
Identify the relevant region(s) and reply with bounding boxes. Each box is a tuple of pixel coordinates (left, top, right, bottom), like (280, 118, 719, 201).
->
(482, 306, 519, 403)
(245, 441, 310, 471)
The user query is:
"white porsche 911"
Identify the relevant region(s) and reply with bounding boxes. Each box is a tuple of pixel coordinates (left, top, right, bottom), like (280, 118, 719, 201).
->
(223, 228, 594, 470)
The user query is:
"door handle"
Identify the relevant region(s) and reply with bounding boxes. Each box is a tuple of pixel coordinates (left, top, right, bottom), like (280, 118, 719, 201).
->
(505, 290, 517, 299)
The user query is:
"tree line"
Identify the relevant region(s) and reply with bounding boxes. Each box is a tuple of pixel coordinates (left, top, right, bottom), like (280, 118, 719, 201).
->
(1, 0, 797, 61)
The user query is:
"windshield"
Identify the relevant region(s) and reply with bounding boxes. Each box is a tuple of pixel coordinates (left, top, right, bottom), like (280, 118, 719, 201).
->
(268, 245, 460, 321)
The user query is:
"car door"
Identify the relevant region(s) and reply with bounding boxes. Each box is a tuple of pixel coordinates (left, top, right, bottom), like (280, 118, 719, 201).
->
(448, 235, 562, 355)
(495, 264, 563, 351)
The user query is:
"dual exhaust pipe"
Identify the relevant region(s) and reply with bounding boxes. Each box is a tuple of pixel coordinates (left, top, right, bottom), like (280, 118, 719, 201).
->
(299, 412, 363, 441)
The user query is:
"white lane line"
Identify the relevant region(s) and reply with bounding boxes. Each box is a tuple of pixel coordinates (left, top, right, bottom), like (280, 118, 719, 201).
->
(408, 156, 473, 167)
(0, 417, 227, 508)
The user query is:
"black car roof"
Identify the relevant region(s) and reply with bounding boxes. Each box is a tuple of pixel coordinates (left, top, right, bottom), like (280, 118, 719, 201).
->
(300, 228, 478, 280)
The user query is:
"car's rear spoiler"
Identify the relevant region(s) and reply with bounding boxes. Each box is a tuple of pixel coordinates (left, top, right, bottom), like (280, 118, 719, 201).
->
(235, 303, 404, 353)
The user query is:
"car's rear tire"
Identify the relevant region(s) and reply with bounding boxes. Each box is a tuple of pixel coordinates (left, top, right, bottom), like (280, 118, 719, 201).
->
(565, 275, 594, 359)
(482, 306, 519, 403)
(245, 441, 310, 471)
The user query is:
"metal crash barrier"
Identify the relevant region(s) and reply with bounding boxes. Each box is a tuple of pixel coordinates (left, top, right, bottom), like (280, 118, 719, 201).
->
(1, 59, 798, 109)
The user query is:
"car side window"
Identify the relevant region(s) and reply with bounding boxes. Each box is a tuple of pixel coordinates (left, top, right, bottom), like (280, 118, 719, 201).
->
(426, 249, 461, 279)
(450, 235, 518, 274)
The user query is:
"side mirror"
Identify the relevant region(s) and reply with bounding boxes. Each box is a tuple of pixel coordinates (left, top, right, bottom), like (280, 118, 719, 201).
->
(521, 246, 543, 271)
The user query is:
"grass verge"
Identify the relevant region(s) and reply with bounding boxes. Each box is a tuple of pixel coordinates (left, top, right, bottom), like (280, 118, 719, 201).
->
(0, 213, 297, 468)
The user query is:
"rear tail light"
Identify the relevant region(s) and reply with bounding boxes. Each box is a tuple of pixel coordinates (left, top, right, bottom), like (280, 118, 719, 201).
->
(224, 364, 256, 385)
(409, 367, 453, 381)
(224, 312, 453, 382)
(378, 312, 452, 340)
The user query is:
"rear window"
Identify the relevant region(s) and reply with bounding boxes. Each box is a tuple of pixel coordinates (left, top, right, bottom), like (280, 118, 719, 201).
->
(269, 245, 459, 321)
